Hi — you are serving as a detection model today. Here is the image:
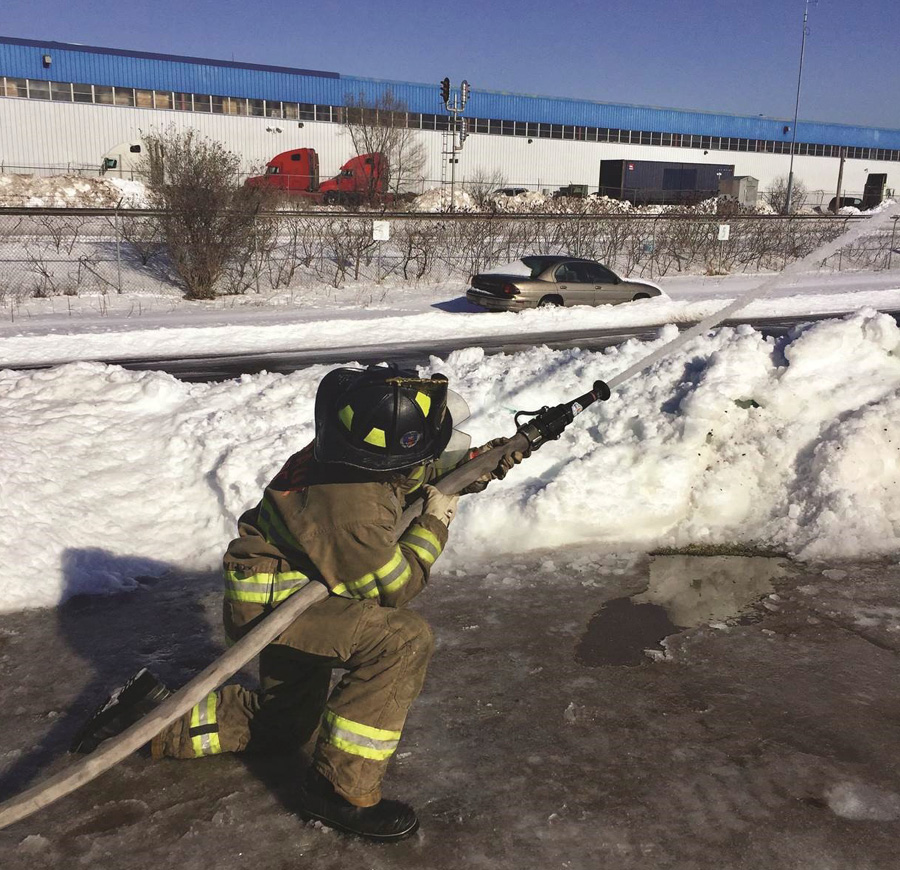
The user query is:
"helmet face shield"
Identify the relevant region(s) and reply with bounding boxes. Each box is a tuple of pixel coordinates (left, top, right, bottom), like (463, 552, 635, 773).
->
(437, 428, 473, 470)
(445, 389, 470, 430)
(314, 365, 453, 471)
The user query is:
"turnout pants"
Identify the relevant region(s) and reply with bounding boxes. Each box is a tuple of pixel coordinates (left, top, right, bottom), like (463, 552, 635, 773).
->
(151, 594, 434, 806)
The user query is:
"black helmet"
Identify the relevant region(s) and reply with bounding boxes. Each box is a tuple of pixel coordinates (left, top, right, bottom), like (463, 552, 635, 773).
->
(314, 365, 453, 470)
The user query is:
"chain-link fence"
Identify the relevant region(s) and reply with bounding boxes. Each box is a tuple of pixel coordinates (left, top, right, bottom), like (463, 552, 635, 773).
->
(0, 209, 897, 308)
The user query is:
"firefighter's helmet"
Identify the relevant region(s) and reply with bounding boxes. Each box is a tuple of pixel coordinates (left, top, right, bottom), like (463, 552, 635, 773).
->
(314, 365, 454, 470)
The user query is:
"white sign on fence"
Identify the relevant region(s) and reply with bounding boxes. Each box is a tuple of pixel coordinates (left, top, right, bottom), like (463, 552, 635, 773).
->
(718, 224, 731, 241)
(372, 220, 391, 241)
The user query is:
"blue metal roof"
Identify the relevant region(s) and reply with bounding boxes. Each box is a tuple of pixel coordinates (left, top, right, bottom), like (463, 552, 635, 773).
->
(3, 35, 899, 150)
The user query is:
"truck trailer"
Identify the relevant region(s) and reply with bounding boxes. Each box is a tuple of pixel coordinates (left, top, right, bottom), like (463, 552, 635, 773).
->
(599, 159, 735, 205)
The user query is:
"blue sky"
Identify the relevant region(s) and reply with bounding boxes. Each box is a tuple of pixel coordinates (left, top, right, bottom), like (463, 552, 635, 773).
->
(4, 0, 900, 127)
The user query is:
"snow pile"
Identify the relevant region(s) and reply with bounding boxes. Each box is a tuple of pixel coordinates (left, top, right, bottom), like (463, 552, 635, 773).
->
(2, 309, 900, 612)
(105, 177, 151, 208)
(0, 174, 149, 208)
(412, 187, 477, 212)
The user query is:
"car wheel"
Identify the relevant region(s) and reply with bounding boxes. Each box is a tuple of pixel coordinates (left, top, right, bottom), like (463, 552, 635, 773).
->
(322, 191, 338, 206)
(538, 295, 564, 307)
(632, 292, 651, 301)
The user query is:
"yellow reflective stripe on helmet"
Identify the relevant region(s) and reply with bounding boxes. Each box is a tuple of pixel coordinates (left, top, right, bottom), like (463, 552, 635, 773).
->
(363, 427, 386, 448)
(322, 709, 401, 761)
(189, 692, 222, 757)
(414, 391, 431, 417)
(338, 404, 354, 430)
(401, 525, 443, 565)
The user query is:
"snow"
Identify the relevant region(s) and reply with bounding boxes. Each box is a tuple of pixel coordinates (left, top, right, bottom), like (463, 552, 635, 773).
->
(1, 294, 900, 613)
(0, 174, 149, 208)
(0, 188, 898, 613)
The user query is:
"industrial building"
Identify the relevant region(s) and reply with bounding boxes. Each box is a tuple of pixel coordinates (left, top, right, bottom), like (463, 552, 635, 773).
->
(1, 35, 898, 206)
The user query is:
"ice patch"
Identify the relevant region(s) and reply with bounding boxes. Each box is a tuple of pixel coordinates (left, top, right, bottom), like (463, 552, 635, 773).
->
(825, 781, 900, 821)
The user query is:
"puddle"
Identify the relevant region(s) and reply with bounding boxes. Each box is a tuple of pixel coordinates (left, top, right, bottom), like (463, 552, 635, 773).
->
(576, 555, 787, 667)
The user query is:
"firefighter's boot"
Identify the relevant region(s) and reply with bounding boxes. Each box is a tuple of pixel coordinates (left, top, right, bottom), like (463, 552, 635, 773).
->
(71, 668, 171, 754)
(298, 768, 419, 842)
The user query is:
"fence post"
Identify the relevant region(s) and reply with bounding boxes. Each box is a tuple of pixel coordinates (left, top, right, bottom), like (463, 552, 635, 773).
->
(889, 217, 897, 271)
(114, 198, 123, 294)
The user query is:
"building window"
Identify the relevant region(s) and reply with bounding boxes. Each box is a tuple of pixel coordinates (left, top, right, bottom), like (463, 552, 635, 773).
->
(71, 82, 92, 103)
(49, 81, 72, 101)
(296, 102, 315, 120)
(29, 80, 51, 100)
(283, 102, 300, 120)
(3, 77, 26, 97)
(94, 84, 114, 105)
(315, 105, 331, 122)
(154, 90, 173, 109)
(135, 89, 154, 108)
(550, 124, 563, 139)
(114, 87, 135, 107)
(248, 98, 265, 117)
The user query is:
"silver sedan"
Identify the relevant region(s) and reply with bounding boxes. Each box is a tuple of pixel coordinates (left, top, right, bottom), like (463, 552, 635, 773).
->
(466, 255, 663, 311)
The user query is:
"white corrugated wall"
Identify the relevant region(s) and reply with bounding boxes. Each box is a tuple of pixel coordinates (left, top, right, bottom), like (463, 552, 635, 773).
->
(0, 97, 896, 203)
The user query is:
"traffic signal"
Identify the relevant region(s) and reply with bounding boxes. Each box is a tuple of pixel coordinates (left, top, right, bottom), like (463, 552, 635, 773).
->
(440, 77, 451, 104)
(460, 80, 470, 108)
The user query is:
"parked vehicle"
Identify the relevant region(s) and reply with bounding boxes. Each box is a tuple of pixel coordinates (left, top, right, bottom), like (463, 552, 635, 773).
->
(466, 255, 663, 311)
(599, 159, 735, 205)
(827, 196, 865, 212)
(492, 187, 529, 196)
(100, 140, 146, 179)
(246, 149, 390, 204)
(553, 184, 589, 198)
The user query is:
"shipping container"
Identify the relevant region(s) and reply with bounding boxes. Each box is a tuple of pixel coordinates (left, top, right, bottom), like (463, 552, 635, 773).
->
(599, 159, 735, 205)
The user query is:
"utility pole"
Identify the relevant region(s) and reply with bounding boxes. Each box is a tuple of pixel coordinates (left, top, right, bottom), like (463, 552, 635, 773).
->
(785, 0, 812, 215)
(440, 77, 471, 213)
(833, 147, 846, 213)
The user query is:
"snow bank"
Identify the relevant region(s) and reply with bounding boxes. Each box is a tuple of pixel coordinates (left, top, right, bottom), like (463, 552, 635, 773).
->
(2, 309, 900, 612)
(0, 174, 149, 208)
(412, 187, 477, 212)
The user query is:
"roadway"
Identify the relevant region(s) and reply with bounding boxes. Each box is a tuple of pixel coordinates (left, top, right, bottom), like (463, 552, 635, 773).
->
(85, 309, 900, 382)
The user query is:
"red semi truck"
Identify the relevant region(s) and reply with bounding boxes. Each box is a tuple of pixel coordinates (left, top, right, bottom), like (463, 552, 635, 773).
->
(247, 149, 389, 204)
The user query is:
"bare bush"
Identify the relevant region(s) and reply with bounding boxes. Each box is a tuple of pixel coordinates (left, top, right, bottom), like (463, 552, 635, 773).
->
(342, 90, 427, 201)
(143, 129, 275, 299)
(465, 168, 508, 210)
(765, 176, 808, 214)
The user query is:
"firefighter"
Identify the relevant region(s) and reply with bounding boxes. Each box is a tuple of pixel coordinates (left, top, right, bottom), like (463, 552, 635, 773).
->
(72, 364, 525, 842)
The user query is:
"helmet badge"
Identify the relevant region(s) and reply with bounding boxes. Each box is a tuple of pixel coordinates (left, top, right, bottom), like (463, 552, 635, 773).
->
(400, 430, 422, 449)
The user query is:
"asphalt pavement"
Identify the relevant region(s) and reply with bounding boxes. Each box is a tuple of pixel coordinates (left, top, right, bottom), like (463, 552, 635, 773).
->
(2, 550, 899, 869)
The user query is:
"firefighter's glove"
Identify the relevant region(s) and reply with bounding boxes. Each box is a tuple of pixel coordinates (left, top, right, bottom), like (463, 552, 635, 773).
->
(461, 438, 531, 494)
(421, 484, 459, 527)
